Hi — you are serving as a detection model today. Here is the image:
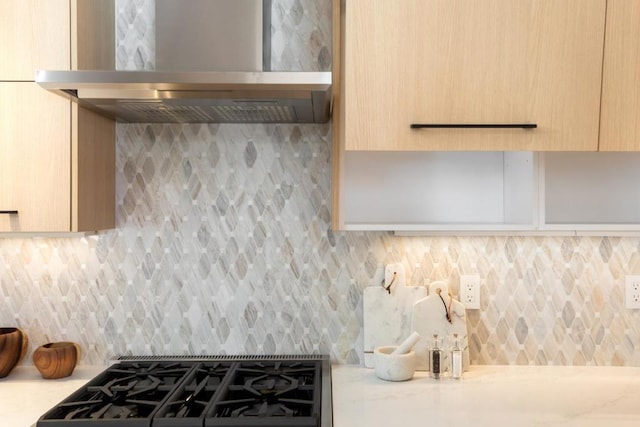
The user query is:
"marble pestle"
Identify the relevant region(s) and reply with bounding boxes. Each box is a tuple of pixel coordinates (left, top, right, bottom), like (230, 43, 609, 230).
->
(392, 331, 421, 355)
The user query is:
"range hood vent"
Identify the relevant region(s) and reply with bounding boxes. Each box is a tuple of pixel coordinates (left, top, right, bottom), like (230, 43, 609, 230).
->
(36, 0, 332, 124)
(37, 70, 332, 123)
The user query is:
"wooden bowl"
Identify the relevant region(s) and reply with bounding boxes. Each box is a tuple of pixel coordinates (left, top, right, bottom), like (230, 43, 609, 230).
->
(33, 342, 78, 379)
(0, 327, 28, 378)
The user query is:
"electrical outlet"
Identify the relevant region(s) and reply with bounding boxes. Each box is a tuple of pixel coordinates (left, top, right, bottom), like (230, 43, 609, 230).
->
(625, 275, 640, 309)
(460, 275, 480, 309)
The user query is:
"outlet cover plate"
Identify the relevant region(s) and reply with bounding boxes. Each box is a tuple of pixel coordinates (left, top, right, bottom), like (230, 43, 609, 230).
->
(460, 275, 480, 309)
(625, 275, 640, 309)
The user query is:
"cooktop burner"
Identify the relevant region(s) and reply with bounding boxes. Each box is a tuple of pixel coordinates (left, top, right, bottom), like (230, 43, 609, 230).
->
(208, 360, 321, 424)
(37, 355, 332, 427)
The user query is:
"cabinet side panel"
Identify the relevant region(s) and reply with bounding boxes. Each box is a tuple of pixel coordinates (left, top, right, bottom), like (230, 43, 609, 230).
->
(331, 0, 344, 230)
(73, 106, 116, 232)
(71, 0, 115, 70)
(599, 0, 640, 151)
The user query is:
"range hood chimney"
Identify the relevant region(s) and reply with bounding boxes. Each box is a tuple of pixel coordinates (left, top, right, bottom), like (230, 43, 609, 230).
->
(36, 0, 332, 124)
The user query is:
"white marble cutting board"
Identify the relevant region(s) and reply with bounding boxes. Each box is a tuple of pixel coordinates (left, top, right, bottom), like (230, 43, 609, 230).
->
(363, 264, 428, 368)
(411, 281, 470, 371)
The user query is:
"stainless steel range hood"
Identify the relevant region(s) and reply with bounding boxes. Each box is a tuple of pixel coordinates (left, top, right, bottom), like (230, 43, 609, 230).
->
(36, 70, 332, 123)
(36, 0, 332, 124)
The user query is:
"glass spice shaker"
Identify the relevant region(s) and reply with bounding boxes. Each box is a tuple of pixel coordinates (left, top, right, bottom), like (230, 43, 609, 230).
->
(429, 334, 442, 379)
(450, 333, 463, 380)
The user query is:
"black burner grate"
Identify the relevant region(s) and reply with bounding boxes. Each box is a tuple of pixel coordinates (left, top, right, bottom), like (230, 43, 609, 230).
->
(37, 361, 194, 427)
(37, 357, 329, 427)
(153, 362, 233, 427)
(205, 361, 321, 427)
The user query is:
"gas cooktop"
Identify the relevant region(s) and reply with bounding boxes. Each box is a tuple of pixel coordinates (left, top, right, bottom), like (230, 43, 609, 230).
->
(37, 355, 332, 427)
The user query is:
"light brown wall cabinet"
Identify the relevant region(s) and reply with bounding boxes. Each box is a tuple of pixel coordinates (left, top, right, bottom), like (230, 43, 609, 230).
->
(341, 0, 607, 151)
(0, 83, 72, 232)
(599, 0, 640, 151)
(333, 0, 640, 232)
(0, 0, 70, 80)
(0, 0, 115, 233)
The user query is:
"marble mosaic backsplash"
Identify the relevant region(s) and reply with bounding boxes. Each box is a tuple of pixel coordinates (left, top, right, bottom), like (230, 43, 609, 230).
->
(2, 0, 640, 367)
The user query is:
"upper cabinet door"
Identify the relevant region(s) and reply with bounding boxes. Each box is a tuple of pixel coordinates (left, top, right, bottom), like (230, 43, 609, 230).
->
(599, 0, 640, 151)
(0, 0, 70, 80)
(0, 83, 71, 232)
(343, 0, 607, 151)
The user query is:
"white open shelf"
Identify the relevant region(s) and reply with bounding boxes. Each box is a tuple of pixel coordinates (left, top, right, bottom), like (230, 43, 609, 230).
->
(542, 152, 640, 230)
(341, 151, 640, 235)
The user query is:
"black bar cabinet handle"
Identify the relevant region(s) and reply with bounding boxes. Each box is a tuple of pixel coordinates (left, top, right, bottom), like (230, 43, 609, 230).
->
(0, 211, 18, 214)
(410, 123, 537, 129)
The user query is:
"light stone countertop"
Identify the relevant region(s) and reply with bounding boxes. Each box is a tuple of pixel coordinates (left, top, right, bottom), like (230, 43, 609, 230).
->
(0, 366, 105, 427)
(2, 365, 640, 426)
(331, 365, 640, 427)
